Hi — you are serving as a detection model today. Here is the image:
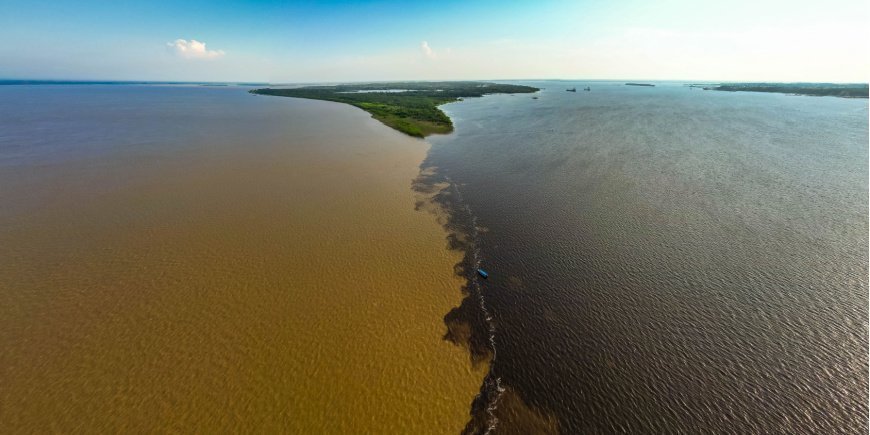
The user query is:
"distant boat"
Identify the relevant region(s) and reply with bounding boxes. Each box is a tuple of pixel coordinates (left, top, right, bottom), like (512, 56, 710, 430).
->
(532, 96, 538, 99)
(584, 87, 591, 91)
(477, 269, 489, 279)
(566, 88, 577, 92)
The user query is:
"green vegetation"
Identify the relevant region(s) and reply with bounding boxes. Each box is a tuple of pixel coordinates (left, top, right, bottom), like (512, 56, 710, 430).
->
(706, 83, 868, 98)
(251, 82, 539, 137)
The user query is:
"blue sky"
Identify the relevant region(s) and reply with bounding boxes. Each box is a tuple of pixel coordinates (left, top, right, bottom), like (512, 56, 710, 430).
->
(1, 0, 867, 82)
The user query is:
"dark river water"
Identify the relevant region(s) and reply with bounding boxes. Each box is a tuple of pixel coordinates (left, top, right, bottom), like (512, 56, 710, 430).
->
(425, 81, 868, 433)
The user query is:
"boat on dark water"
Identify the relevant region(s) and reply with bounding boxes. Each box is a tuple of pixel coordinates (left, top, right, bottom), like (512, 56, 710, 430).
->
(566, 88, 576, 92)
(477, 269, 489, 279)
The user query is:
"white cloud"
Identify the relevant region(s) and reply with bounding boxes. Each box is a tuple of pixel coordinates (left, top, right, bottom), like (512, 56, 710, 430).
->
(166, 39, 225, 59)
(420, 41, 454, 62)
(420, 41, 435, 59)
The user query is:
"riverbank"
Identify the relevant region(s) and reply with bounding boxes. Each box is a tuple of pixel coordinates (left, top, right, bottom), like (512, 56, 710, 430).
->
(0, 86, 484, 432)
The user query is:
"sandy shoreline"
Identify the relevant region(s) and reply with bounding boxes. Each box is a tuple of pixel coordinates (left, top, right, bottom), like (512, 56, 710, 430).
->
(0, 90, 484, 432)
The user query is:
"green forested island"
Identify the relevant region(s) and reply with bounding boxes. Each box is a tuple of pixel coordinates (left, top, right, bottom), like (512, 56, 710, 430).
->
(705, 82, 868, 98)
(251, 82, 539, 137)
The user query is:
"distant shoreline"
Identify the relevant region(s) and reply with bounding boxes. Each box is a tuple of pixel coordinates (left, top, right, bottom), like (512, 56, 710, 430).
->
(702, 83, 868, 98)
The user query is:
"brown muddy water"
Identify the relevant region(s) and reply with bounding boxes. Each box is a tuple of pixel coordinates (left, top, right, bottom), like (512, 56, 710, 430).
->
(0, 85, 483, 432)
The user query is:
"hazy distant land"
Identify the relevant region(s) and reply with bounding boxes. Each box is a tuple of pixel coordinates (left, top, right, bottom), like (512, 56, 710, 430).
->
(251, 82, 539, 137)
(0, 80, 271, 86)
(703, 82, 868, 98)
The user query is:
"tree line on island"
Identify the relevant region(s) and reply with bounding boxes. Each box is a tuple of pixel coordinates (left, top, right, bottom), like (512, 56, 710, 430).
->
(703, 82, 868, 98)
(251, 82, 539, 137)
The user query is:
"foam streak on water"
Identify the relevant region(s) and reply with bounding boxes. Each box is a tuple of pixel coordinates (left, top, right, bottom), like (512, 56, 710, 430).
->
(449, 180, 504, 434)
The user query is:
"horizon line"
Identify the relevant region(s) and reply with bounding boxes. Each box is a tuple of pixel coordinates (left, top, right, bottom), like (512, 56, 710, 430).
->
(1, 78, 868, 86)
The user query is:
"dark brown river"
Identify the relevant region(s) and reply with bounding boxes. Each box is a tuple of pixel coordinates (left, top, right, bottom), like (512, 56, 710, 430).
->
(424, 81, 868, 434)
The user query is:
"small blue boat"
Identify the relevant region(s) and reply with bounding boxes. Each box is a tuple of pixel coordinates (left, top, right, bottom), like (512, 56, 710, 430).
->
(477, 269, 489, 279)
